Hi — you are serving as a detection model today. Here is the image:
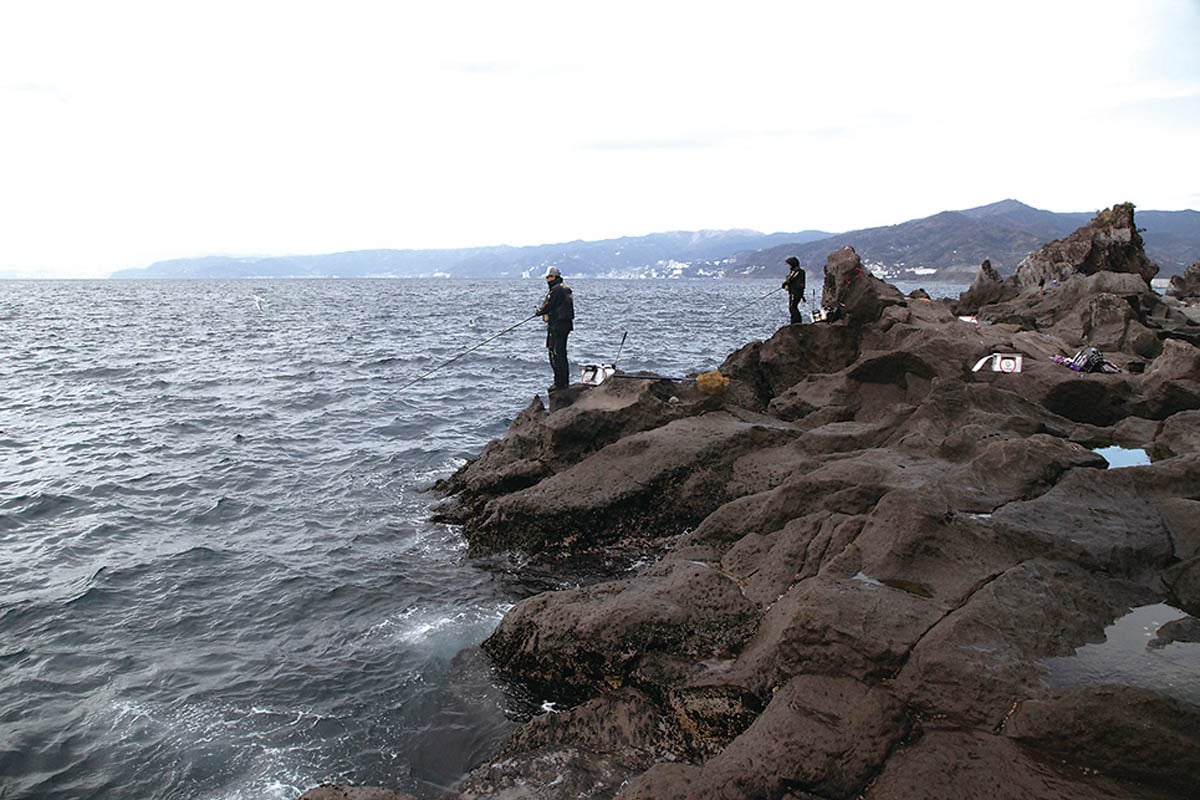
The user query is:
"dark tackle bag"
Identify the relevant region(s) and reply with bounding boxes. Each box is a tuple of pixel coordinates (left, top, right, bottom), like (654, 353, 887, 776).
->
(1070, 346, 1105, 373)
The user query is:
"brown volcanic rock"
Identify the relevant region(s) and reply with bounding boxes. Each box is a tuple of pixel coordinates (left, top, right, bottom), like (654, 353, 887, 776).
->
(1004, 686, 1200, 795)
(461, 411, 798, 559)
(1139, 338, 1200, 418)
(481, 559, 759, 703)
(433, 376, 717, 520)
(893, 559, 1152, 728)
(966, 205, 1185, 359)
(818, 244, 907, 324)
(1167, 259, 1200, 298)
(987, 466, 1178, 582)
(729, 573, 945, 691)
(718, 322, 864, 412)
(863, 728, 1179, 800)
(425, 213, 1200, 800)
(1157, 409, 1200, 459)
(954, 257, 1018, 314)
(1013, 201, 1159, 288)
(454, 689, 684, 800)
(979, 269, 1167, 355)
(1166, 557, 1200, 617)
(620, 675, 907, 800)
(298, 787, 417, 800)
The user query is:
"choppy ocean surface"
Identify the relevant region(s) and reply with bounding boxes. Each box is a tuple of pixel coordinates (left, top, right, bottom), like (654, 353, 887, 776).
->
(0, 277, 955, 799)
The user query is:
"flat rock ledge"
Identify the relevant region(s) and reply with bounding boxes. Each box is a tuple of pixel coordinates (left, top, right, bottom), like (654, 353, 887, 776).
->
(303, 205, 1200, 800)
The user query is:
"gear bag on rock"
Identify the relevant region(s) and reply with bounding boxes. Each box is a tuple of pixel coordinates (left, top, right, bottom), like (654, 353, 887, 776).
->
(1071, 346, 1105, 373)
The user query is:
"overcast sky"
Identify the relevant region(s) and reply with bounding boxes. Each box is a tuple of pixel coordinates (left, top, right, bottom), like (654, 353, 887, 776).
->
(2, 1, 1198, 278)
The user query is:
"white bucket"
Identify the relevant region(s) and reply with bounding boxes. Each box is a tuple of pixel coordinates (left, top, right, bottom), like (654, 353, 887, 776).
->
(971, 353, 1023, 373)
(580, 364, 616, 385)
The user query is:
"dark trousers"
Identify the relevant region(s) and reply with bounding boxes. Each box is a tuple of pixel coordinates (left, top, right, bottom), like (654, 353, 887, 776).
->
(788, 291, 804, 324)
(547, 329, 570, 389)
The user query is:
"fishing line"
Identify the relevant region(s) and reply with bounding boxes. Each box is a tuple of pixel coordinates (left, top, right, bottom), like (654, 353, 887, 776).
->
(396, 313, 539, 393)
(723, 285, 784, 317)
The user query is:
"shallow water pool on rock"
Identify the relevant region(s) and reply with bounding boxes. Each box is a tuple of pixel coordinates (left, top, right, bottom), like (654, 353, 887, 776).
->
(1092, 445, 1151, 469)
(1042, 603, 1200, 704)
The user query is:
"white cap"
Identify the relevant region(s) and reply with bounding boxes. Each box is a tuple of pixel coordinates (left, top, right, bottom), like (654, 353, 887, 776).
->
(544, 266, 561, 278)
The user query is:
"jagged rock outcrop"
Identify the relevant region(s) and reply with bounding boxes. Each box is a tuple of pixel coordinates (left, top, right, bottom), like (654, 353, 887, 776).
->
(954, 257, 1017, 314)
(433, 381, 791, 568)
(947, 206, 1200, 361)
(301, 206, 1200, 800)
(817, 245, 906, 324)
(1169, 260, 1200, 299)
(1013, 202, 1158, 288)
(952, 205, 1200, 358)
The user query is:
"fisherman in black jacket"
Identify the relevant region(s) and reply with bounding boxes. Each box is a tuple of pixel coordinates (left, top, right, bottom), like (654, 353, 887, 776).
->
(782, 256, 806, 324)
(535, 266, 574, 391)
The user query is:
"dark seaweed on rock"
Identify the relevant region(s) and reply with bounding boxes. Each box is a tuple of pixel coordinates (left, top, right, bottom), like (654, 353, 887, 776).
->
(307, 205, 1200, 800)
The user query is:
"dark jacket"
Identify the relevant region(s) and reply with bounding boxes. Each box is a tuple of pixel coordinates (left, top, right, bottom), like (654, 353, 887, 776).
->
(783, 265, 806, 296)
(536, 279, 574, 332)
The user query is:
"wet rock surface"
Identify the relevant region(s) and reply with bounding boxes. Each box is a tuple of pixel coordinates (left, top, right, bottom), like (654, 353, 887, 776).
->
(299, 786, 418, 800)
(302, 205, 1200, 800)
(1168, 260, 1200, 299)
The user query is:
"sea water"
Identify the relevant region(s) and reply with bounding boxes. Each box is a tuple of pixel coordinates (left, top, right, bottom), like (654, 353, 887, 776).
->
(3, 276, 881, 800)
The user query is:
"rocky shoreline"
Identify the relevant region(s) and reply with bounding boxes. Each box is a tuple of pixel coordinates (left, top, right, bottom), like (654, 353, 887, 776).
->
(302, 204, 1200, 800)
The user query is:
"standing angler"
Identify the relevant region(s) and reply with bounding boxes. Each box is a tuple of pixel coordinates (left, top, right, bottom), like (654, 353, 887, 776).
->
(783, 256, 806, 324)
(535, 266, 574, 391)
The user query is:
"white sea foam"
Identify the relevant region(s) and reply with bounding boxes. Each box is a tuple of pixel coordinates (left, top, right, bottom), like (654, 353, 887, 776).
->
(367, 602, 513, 648)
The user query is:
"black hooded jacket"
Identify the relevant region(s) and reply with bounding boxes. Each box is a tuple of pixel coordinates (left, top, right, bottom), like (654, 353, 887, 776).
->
(783, 264, 806, 296)
(536, 277, 574, 332)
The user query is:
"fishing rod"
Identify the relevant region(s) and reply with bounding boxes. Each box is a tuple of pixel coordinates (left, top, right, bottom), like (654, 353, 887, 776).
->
(611, 374, 693, 383)
(613, 331, 628, 365)
(723, 285, 784, 317)
(395, 313, 539, 393)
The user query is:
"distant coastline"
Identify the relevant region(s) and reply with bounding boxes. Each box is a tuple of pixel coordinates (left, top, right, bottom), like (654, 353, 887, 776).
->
(105, 200, 1200, 283)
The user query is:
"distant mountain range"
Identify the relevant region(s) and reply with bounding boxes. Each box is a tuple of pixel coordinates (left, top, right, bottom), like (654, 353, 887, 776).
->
(110, 200, 1200, 281)
(735, 199, 1200, 282)
(110, 230, 832, 281)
